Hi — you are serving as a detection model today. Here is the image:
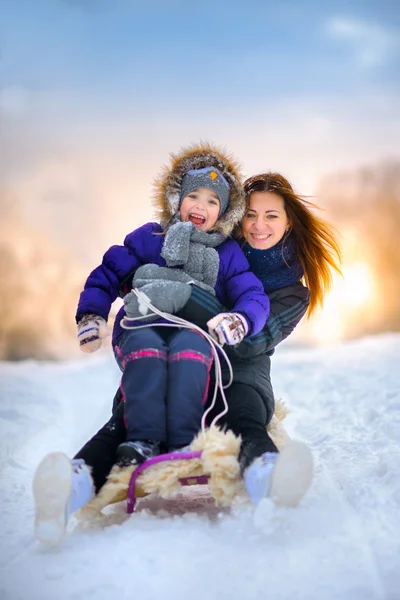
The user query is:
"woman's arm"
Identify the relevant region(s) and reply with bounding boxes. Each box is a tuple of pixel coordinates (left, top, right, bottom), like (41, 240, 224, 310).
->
(218, 240, 270, 336)
(240, 284, 309, 355)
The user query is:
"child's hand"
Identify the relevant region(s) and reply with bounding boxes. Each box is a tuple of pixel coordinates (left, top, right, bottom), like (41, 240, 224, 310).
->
(77, 314, 109, 353)
(207, 313, 248, 346)
(124, 281, 192, 319)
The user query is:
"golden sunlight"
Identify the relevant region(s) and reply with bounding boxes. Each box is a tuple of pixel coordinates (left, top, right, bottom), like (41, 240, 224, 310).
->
(339, 262, 375, 307)
(307, 261, 376, 343)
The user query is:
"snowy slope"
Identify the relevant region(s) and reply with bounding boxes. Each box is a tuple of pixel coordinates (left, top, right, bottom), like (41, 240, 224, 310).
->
(0, 335, 399, 600)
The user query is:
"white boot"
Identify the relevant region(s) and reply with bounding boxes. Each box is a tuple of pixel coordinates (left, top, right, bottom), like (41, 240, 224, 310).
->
(32, 452, 94, 545)
(244, 441, 313, 508)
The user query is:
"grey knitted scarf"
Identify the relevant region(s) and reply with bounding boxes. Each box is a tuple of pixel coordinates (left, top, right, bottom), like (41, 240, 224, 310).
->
(160, 220, 226, 292)
(123, 221, 226, 321)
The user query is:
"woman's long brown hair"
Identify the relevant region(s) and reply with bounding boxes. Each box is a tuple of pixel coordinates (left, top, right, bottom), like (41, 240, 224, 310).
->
(242, 173, 342, 316)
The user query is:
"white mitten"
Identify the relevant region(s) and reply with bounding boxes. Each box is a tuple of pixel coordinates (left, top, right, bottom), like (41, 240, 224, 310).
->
(207, 312, 249, 346)
(77, 314, 109, 353)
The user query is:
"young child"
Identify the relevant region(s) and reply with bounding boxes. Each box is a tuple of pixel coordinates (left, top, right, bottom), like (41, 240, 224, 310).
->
(32, 142, 270, 544)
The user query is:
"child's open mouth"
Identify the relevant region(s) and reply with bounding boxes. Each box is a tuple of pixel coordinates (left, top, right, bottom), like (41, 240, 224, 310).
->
(188, 213, 206, 227)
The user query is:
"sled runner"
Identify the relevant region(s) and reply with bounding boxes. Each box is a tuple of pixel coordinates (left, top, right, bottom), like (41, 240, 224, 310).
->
(127, 451, 209, 513)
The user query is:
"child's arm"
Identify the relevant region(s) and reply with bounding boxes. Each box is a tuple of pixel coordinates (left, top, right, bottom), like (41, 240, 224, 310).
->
(75, 223, 162, 343)
(217, 240, 270, 337)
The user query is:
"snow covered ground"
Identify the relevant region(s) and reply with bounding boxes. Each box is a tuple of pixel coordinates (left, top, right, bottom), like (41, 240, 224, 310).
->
(0, 334, 399, 600)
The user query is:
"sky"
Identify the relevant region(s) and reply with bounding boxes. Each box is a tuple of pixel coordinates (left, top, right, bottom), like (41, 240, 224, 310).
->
(1, 0, 399, 210)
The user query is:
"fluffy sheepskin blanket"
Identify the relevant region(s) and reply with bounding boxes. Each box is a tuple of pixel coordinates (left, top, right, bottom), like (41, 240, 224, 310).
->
(77, 400, 290, 521)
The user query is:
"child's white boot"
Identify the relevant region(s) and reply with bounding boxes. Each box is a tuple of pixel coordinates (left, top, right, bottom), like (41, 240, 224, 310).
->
(33, 452, 94, 545)
(244, 440, 313, 508)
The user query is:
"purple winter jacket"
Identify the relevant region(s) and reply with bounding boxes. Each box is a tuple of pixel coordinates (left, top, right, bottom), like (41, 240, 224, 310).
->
(76, 222, 270, 345)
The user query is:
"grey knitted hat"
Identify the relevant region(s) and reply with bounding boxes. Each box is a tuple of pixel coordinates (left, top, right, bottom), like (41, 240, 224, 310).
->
(180, 167, 230, 217)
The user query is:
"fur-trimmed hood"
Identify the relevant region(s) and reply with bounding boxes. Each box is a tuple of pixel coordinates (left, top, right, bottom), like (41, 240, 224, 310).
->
(153, 142, 245, 236)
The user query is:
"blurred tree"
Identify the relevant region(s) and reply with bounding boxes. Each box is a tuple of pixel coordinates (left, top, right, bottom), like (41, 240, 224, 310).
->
(0, 190, 84, 360)
(317, 161, 400, 337)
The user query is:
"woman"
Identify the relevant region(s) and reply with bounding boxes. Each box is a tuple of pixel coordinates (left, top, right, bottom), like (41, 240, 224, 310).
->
(33, 172, 341, 543)
(184, 173, 341, 504)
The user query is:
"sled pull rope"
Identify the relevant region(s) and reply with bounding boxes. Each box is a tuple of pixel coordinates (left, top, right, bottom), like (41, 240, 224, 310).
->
(120, 288, 232, 433)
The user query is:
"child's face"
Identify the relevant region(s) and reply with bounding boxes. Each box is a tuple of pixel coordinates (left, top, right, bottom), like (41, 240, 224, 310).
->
(179, 187, 221, 231)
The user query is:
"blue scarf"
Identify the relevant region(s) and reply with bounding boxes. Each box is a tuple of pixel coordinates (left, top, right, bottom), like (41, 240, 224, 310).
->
(242, 233, 303, 292)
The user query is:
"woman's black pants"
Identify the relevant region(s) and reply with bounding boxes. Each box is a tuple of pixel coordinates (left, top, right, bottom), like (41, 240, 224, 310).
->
(74, 383, 278, 493)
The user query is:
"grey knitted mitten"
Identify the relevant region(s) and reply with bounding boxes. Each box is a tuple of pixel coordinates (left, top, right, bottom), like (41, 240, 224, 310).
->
(123, 280, 193, 320)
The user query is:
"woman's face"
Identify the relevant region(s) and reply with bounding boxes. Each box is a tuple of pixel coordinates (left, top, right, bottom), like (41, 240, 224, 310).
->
(241, 191, 289, 250)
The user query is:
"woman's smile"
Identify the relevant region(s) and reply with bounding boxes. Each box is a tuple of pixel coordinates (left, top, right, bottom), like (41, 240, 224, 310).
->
(242, 192, 289, 250)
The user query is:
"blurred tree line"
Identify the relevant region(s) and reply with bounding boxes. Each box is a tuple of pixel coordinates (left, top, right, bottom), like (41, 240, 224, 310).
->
(0, 191, 83, 360)
(1, 160, 399, 360)
(317, 160, 400, 338)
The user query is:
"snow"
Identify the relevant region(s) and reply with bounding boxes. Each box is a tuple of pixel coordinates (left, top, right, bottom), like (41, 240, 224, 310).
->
(1, 334, 400, 600)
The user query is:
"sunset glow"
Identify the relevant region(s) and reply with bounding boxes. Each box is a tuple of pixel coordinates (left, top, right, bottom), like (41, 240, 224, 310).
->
(308, 262, 376, 343)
